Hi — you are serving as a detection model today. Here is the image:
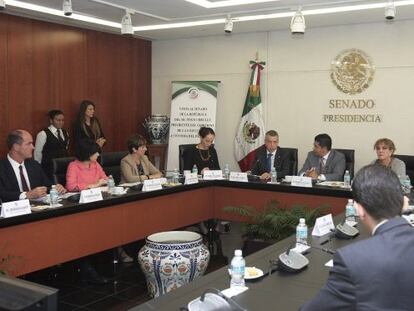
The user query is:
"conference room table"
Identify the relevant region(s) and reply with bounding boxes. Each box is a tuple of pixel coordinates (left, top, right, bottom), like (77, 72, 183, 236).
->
(130, 216, 369, 311)
(0, 179, 352, 277)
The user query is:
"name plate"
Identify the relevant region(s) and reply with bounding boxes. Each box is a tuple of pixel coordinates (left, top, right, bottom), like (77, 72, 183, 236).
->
(1, 199, 31, 218)
(79, 188, 103, 203)
(185, 173, 199, 185)
(229, 172, 248, 182)
(312, 214, 335, 236)
(291, 176, 312, 188)
(203, 170, 223, 180)
(142, 178, 163, 192)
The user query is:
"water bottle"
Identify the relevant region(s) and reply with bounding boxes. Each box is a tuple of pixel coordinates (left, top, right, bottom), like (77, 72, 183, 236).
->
(192, 164, 198, 174)
(230, 249, 245, 288)
(345, 199, 356, 224)
(108, 175, 115, 193)
(270, 166, 277, 182)
(296, 218, 308, 246)
(343, 170, 351, 188)
(172, 168, 179, 184)
(403, 175, 411, 194)
(49, 185, 59, 206)
(224, 164, 230, 180)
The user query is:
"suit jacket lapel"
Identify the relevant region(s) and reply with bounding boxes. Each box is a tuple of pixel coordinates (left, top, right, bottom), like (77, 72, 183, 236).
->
(4, 160, 20, 191)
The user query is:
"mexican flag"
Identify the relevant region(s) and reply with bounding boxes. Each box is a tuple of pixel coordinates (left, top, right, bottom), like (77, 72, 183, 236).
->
(234, 60, 266, 172)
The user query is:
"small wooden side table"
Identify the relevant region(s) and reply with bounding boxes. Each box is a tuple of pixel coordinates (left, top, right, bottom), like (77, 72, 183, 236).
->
(147, 144, 168, 172)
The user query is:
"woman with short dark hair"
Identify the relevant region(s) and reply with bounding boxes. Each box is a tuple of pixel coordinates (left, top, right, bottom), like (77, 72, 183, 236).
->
(120, 134, 162, 183)
(183, 127, 220, 174)
(371, 138, 406, 178)
(65, 140, 108, 191)
(73, 100, 106, 152)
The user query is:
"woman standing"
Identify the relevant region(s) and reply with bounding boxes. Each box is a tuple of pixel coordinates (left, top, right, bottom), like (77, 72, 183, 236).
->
(120, 134, 162, 183)
(371, 138, 406, 178)
(183, 127, 220, 174)
(74, 100, 106, 152)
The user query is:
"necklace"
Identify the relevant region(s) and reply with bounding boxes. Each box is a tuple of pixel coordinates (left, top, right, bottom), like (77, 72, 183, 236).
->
(198, 147, 211, 161)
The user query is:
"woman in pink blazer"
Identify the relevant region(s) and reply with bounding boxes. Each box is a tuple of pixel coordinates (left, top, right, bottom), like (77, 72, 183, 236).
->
(66, 140, 108, 192)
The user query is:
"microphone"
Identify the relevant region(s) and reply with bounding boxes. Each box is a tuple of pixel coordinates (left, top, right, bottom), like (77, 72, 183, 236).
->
(296, 242, 336, 255)
(333, 222, 359, 239)
(277, 243, 309, 273)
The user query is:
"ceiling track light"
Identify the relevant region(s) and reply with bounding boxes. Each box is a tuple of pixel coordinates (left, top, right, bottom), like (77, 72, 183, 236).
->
(224, 14, 233, 34)
(121, 9, 134, 35)
(290, 7, 305, 35)
(0, 0, 5, 10)
(385, 0, 396, 20)
(62, 0, 72, 16)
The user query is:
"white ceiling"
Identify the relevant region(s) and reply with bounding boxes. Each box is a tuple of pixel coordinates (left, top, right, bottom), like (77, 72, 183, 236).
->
(2, 0, 414, 40)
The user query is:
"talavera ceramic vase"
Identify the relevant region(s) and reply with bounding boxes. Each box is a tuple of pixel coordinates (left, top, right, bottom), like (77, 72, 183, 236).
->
(138, 231, 210, 297)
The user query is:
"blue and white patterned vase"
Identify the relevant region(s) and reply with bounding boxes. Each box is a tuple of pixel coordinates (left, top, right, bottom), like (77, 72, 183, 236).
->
(138, 231, 210, 298)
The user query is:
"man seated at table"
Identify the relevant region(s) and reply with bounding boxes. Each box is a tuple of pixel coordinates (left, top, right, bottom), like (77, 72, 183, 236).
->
(0, 129, 65, 202)
(301, 165, 414, 310)
(250, 130, 290, 180)
(298, 133, 345, 181)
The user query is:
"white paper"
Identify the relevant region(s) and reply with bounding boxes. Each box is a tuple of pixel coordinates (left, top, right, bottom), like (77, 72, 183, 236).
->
(221, 286, 249, 298)
(203, 170, 223, 180)
(229, 172, 248, 182)
(142, 178, 163, 192)
(184, 172, 199, 185)
(79, 188, 103, 203)
(291, 243, 311, 254)
(291, 176, 312, 188)
(1, 199, 31, 218)
(325, 259, 334, 267)
(312, 214, 335, 236)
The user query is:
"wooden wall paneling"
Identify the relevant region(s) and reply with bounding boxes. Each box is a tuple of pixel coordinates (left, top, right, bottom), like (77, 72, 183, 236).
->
(133, 40, 152, 137)
(6, 16, 34, 139)
(52, 25, 88, 152)
(0, 15, 8, 156)
(0, 14, 151, 156)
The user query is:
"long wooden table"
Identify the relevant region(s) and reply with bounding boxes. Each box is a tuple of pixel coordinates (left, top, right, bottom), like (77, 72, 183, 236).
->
(0, 181, 351, 276)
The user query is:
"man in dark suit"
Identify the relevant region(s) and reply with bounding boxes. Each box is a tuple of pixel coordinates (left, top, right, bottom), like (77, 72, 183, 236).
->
(250, 130, 290, 180)
(0, 129, 66, 202)
(299, 133, 345, 181)
(301, 165, 414, 310)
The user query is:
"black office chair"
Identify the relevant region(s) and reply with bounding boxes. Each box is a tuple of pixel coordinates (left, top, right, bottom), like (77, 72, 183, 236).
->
(394, 154, 414, 181)
(100, 151, 129, 185)
(52, 156, 76, 186)
(283, 148, 298, 176)
(335, 149, 355, 179)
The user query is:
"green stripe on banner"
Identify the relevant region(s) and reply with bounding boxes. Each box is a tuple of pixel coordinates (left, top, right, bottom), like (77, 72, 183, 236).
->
(172, 81, 220, 100)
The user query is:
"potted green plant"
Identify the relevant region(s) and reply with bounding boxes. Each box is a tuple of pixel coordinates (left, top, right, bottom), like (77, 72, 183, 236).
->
(223, 200, 329, 256)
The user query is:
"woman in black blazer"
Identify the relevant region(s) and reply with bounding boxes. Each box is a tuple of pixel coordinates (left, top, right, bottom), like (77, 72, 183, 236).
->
(73, 100, 106, 152)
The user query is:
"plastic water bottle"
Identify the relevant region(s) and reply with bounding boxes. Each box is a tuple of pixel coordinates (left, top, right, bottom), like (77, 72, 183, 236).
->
(296, 218, 308, 246)
(192, 164, 198, 174)
(224, 164, 230, 180)
(230, 249, 245, 288)
(108, 175, 115, 193)
(343, 170, 351, 188)
(270, 166, 277, 182)
(403, 175, 411, 194)
(345, 199, 356, 224)
(49, 185, 59, 206)
(172, 168, 179, 184)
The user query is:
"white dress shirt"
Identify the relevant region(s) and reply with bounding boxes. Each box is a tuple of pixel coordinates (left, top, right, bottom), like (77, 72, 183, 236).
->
(34, 125, 66, 164)
(7, 154, 31, 199)
(318, 151, 331, 181)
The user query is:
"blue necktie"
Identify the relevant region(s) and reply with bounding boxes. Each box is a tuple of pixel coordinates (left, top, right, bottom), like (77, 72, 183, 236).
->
(267, 153, 272, 172)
